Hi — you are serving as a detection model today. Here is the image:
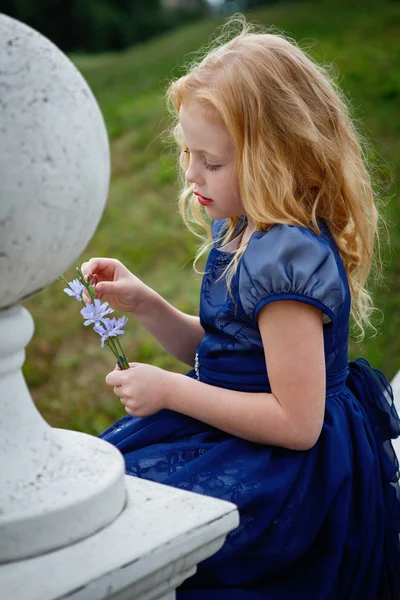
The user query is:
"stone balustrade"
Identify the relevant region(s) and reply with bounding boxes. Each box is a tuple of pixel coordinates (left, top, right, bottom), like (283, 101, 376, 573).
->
(0, 14, 238, 599)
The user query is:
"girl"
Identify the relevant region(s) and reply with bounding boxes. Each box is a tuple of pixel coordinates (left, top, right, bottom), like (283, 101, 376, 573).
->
(82, 17, 400, 600)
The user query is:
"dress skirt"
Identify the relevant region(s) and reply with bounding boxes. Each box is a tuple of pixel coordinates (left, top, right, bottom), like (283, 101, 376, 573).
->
(100, 358, 400, 600)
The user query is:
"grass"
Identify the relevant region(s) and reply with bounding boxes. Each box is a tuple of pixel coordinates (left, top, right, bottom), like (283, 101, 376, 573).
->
(23, 0, 400, 434)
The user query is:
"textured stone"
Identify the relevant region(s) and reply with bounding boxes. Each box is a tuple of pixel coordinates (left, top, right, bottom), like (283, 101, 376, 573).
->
(0, 305, 126, 562)
(0, 13, 110, 309)
(0, 475, 239, 600)
(0, 14, 124, 563)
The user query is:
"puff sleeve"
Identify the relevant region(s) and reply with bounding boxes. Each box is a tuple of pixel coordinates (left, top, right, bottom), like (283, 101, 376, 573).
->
(239, 224, 345, 323)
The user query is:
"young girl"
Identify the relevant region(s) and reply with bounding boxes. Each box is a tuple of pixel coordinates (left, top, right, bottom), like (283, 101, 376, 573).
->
(82, 18, 400, 600)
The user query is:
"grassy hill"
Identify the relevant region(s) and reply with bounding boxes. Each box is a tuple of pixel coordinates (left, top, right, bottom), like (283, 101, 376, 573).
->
(23, 0, 400, 434)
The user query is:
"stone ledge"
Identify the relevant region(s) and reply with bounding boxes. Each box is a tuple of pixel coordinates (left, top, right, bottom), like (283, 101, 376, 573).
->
(0, 475, 239, 600)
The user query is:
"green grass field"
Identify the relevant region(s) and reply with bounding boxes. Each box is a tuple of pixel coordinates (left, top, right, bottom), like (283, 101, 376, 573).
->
(23, 0, 400, 434)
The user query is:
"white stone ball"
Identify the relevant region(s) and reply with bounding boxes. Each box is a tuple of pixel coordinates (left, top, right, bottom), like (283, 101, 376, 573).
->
(0, 14, 110, 310)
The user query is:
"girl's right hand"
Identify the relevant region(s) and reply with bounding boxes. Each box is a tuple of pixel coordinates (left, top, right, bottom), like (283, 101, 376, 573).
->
(81, 257, 150, 314)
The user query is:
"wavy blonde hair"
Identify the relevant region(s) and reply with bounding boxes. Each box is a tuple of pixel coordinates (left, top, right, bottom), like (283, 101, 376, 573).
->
(167, 15, 385, 338)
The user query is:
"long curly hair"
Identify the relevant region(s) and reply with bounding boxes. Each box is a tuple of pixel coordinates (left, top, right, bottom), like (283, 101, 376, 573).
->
(167, 15, 386, 338)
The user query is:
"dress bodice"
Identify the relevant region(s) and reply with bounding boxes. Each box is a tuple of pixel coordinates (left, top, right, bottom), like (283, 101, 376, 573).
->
(196, 218, 351, 391)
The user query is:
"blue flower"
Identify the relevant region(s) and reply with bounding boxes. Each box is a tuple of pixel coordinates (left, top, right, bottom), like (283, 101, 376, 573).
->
(64, 279, 85, 302)
(94, 316, 128, 348)
(80, 299, 114, 326)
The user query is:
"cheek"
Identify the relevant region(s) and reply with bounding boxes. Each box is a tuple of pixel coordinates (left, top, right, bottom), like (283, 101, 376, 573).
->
(220, 169, 239, 194)
(230, 171, 241, 201)
(209, 168, 242, 205)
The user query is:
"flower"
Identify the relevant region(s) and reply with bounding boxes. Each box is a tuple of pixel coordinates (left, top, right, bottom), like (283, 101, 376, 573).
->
(94, 316, 128, 348)
(63, 279, 85, 302)
(60, 262, 130, 369)
(80, 299, 114, 326)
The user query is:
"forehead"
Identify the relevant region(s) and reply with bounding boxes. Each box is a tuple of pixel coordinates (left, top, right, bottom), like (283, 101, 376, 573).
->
(179, 103, 234, 157)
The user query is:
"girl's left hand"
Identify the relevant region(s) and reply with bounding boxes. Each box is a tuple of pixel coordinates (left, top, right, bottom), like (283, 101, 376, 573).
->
(105, 363, 172, 417)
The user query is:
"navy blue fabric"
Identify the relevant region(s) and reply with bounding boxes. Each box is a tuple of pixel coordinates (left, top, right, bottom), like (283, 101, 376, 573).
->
(100, 219, 400, 599)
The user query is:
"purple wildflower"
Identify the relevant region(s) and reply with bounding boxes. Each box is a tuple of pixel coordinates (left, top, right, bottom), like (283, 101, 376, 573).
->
(64, 279, 85, 302)
(80, 299, 113, 327)
(93, 316, 128, 348)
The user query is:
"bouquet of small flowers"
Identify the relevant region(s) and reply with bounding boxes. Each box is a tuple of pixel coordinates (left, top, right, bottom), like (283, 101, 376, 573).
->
(60, 263, 129, 369)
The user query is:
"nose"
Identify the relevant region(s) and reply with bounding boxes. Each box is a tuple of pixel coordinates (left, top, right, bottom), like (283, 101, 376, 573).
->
(185, 158, 205, 185)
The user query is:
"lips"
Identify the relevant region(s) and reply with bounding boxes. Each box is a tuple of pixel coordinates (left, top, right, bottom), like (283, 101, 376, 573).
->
(194, 191, 213, 206)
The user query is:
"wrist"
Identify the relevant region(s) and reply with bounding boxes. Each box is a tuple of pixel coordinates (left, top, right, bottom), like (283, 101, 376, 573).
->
(130, 286, 158, 319)
(163, 371, 180, 411)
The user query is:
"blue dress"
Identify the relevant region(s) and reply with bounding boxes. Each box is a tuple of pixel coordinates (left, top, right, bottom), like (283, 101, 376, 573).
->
(100, 218, 400, 599)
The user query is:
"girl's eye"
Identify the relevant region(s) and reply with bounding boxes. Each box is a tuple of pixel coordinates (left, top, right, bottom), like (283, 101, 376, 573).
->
(183, 149, 221, 172)
(201, 157, 221, 172)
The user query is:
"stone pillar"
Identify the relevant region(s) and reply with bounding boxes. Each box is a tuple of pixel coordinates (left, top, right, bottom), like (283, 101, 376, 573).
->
(0, 11, 126, 563)
(0, 13, 238, 597)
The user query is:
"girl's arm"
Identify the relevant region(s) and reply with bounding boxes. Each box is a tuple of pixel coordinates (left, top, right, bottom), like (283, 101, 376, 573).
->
(133, 288, 204, 366)
(165, 301, 326, 450)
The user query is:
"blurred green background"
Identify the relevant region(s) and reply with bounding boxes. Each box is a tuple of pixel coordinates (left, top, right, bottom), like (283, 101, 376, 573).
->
(16, 0, 400, 434)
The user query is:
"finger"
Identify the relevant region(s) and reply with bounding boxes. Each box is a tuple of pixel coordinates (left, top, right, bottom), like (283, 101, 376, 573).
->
(94, 281, 109, 295)
(81, 258, 102, 278)
(81, 258, 102, 280)
(89, 273, 98, 285)
(94, 280, 122, 297)
(106, 371, 124, 386)
(82, 290, 91, 304)
(113, 385, 123, 398)
(114, 363, 122, 371)
(81, 261, 90, 278)
(82, 258, 117, 280)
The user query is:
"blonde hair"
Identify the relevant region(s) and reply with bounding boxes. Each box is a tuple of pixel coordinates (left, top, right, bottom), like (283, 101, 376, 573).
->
(167, 15, 385, 338)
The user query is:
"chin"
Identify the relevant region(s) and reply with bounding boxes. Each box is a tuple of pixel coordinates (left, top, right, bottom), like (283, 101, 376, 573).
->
(205, 207, 240, 221)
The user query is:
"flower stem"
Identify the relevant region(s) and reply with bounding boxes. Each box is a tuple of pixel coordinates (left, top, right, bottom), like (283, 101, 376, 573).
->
(75, 263, 96, 302)
(108, 337, 129, 369)
(115, 337, 129, 367)
(105, 338, 121, 365)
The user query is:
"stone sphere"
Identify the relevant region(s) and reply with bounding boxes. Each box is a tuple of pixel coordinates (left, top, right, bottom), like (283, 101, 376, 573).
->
(0, 14, 110, 309)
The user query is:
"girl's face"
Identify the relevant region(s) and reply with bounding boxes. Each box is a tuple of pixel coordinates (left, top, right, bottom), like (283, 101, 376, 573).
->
(179, 103, 244, 220)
